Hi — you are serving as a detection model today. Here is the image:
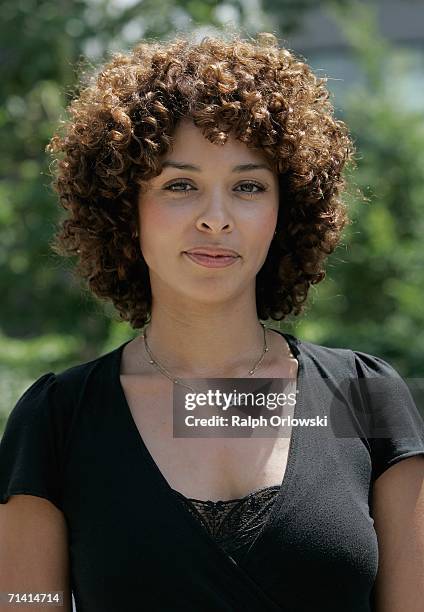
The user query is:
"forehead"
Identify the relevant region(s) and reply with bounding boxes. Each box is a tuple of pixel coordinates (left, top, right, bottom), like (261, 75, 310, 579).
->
(164, 117, 269, 164)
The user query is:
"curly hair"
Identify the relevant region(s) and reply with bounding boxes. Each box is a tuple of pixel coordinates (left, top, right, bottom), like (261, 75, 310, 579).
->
(46, 31, 355, 329)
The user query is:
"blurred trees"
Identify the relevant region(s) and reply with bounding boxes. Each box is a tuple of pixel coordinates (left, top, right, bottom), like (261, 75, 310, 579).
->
(1, 0, 423, 426)
(280, 2, 424, 378)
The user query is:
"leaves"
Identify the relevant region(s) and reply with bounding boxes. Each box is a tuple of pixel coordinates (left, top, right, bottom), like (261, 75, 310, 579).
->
(1, 0, 423, 426)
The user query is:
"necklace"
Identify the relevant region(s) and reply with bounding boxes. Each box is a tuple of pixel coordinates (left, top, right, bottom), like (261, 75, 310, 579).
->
(142, 322, 269, 393)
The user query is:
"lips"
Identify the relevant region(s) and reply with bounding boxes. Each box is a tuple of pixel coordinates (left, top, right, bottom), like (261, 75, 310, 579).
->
(183, 250, 240, 268)
(184, 248, 240, 258)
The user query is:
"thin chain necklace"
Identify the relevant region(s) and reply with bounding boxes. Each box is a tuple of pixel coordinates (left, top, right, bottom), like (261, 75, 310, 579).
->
(142, 322, 269, 393)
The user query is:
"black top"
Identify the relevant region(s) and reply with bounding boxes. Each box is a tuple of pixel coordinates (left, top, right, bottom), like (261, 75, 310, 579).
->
(1, 330, 423, 612)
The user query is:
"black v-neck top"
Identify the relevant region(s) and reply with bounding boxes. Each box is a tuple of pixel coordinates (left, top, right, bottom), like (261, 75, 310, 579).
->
(1, 331, 424, 612)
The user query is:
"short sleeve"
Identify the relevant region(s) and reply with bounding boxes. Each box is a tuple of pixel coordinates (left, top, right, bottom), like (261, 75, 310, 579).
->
(352, 350, 424, 482)
(0, 372, 63, 511)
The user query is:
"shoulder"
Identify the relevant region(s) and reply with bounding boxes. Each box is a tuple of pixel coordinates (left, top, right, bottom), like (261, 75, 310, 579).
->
(294, 336, 420, 428)
(5, 342, 126, 427)
(54, 342, 124, 389)
(295, 334, 404, 379)
(297, 335, 417, 416)
(293, 334, 398, 380)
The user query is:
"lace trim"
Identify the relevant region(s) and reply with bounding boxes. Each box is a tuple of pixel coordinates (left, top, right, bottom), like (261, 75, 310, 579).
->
(172, 485, 281, 557)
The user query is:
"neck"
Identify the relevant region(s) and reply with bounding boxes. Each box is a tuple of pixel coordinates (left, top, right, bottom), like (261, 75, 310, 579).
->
(140, 302, 268, 378)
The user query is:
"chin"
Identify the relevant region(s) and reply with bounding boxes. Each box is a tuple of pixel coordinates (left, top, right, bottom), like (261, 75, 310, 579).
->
(176, 280, 242, 302)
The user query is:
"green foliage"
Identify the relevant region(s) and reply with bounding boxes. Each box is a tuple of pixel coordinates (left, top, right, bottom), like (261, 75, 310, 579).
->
(1, 0, 423, 431)
(281, 2, 424, 377)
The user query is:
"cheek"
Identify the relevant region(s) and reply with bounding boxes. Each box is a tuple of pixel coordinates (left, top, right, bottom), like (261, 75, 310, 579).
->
(244, 203, 278, 264)
(248, 205, 278, 239)
(138, 199, 183, 259)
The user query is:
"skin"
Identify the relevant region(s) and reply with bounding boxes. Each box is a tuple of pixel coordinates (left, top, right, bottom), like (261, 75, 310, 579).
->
(372, 455, 424, 612)
(135, 116, 282, 377)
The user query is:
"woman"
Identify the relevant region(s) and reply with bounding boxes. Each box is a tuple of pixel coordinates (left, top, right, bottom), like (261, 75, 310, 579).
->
(0, 32, 423, 612)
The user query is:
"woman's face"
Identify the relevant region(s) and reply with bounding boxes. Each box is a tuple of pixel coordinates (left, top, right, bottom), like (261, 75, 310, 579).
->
(137, 117, 279, 307)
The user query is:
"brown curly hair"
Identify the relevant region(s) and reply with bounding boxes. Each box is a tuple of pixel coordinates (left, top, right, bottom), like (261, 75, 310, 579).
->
(46, 31, 355, 330)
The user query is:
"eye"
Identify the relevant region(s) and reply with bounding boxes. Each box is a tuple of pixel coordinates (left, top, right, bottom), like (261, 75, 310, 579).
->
(235, 181, 266, 194)
(164, 181, 194, 194)
(164, 180, 266, 195)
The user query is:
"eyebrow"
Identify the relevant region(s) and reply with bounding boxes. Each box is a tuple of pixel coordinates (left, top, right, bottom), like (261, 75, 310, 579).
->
(160, 160, 273, 173)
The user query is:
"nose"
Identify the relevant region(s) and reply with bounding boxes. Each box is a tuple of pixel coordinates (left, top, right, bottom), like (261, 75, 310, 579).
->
(195, 188, 234, 233)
